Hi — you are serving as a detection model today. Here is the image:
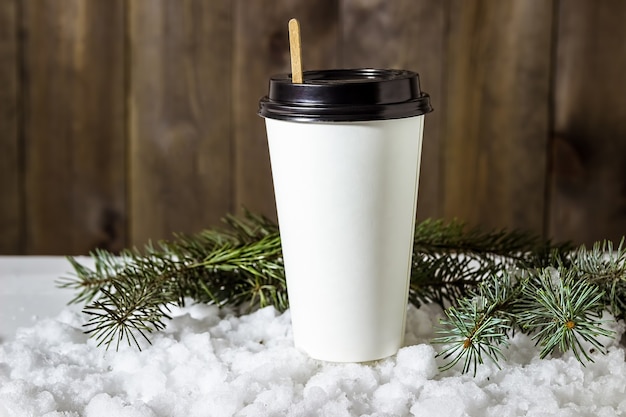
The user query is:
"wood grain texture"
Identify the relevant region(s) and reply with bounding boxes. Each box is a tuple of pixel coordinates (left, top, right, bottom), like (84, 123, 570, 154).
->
(3, 0, 626, 255)
(233, 0, 340, 219)
(0, 0, 20, 254)
(549, 0, 626, 245)
(442, 0, 554, 235)
(22, 0, 126, 254)
(129, 0, 232, 247)
(340, 0, 447, 220)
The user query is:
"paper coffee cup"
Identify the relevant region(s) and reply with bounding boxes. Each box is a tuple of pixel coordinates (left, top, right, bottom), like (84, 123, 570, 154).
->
(259, 69, 432, 362)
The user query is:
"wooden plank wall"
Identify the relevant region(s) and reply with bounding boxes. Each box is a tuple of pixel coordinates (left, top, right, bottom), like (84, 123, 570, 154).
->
(1, 0, 626, 254)
(129, 0, 233, 248)
(443, 0, 554, 236)
(549, 0, 626, 245)
(21, 0, 126, 255)
(0, 0, 20, 254)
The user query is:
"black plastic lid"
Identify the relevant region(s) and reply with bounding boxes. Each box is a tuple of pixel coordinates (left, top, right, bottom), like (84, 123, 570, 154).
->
(258, 69, 433, 122)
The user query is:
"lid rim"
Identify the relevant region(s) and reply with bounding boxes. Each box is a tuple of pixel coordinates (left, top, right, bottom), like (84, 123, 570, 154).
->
(259, 68, 432, 122)
(259, 95, 433, 122)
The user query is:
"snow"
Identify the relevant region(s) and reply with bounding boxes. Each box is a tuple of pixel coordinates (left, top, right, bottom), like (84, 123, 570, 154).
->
(2, 258, 626, 416)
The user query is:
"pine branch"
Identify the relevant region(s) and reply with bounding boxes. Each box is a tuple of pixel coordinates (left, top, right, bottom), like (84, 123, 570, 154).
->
(83, 278, 174, 350)
(59, 212, 585, 362)
(408, 219, 570, 308)
(570, 238, 626, 319)
(412, 219, 568, 266)
(433, 271, 522, 375)
(516, 267, 612, 363)
(58, 212, 286, 350)
(435, 241, 625, 375)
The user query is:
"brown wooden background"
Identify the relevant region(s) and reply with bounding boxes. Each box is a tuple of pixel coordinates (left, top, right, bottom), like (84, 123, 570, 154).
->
(1, 0, 626, 255)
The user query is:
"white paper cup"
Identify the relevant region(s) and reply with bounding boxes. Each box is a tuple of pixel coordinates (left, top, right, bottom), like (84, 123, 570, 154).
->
(259, 69, 432, 362)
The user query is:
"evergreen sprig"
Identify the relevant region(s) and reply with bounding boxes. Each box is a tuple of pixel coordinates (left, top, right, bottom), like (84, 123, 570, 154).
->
(434, 272, 521, 375)
(516, 267, 612, 362)
(408, 219, 567, 308)
(58, 212, 625, 375)
(58, 212, 287, 348)
(434, 241, 625, 375)
(571, 239, 626, 319)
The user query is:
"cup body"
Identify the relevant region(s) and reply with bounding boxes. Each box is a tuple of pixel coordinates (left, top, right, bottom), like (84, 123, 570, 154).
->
(265, 116, 424, 362)
(259, 69, 431, 362)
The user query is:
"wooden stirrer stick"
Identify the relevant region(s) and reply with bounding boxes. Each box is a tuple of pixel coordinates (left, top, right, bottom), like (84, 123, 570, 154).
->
(288, 18, 303, 83)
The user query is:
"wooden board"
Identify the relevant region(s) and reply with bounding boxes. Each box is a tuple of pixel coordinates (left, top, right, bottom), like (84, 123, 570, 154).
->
(233, 0, 340, 220)
(22, 0, 126, 254)
(128, 0, 233, 247)
(340, 0, 447, 220)
(549, 0, 626, 245)
(442, 0, 554, 235)
(0, 0, 20, 254)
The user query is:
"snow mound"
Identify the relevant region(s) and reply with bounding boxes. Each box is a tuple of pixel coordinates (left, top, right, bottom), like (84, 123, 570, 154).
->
(1, 303, 626, 416)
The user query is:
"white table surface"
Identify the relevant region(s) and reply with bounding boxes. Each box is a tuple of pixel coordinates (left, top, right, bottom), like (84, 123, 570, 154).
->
(0, 256, 94, 342)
